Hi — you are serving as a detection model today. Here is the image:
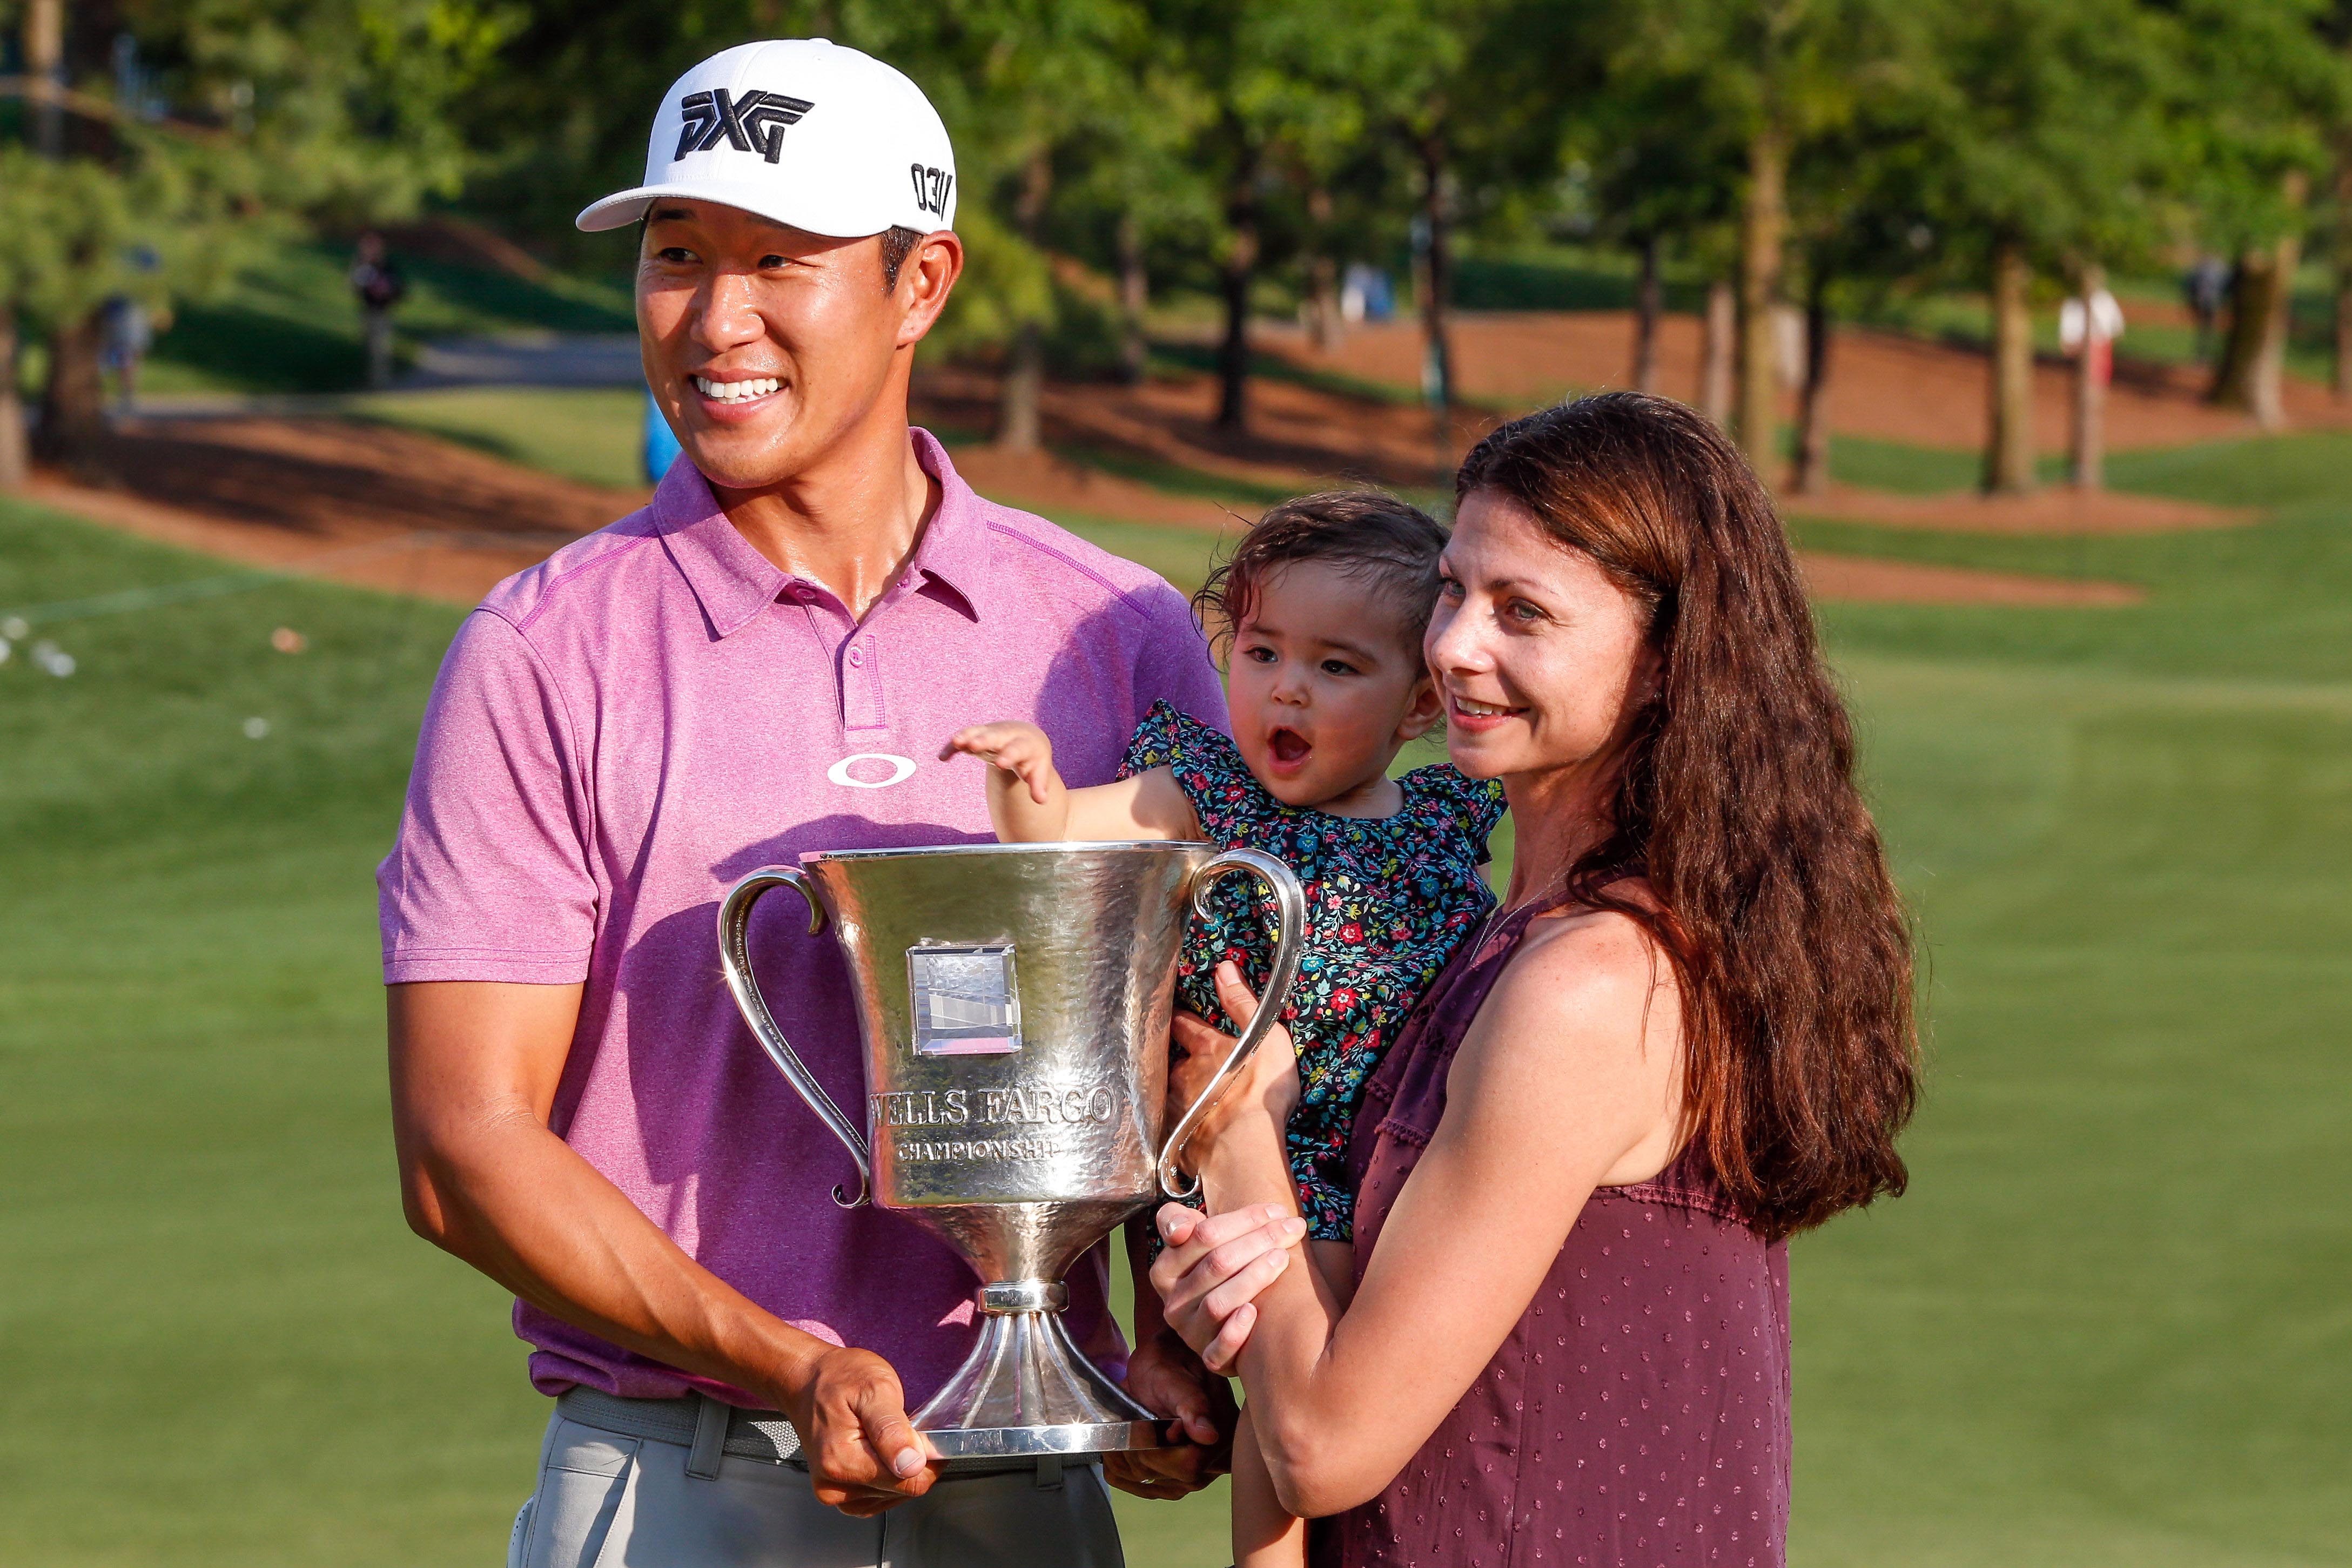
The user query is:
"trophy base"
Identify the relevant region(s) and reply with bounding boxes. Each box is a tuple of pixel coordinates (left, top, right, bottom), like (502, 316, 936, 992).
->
(922, 1420, 1168, 1462)
(912, 1293, 1170, 1462)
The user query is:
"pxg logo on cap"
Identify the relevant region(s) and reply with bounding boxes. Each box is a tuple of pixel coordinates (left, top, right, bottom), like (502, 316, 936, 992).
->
(576, 38, 958, 240)
(675, 89, 814, 164)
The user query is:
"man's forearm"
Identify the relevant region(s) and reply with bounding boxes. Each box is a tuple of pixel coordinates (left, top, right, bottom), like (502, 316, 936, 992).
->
(402, 1102, 824, 1401)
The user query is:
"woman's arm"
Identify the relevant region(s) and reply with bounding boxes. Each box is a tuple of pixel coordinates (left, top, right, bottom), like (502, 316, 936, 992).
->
(1155, 914, 1685, 1519)
(939, 723, 1197, 843)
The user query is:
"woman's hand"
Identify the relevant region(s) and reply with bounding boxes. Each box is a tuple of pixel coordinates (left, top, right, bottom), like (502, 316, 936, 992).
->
(1148, 1202, 1307, 1372)
(1167, 960, 1303, 1158)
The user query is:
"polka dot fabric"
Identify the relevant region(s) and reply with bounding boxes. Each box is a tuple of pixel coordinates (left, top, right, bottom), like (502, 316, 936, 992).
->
(1310, 896, 1792, 1568)
(1118, 700, 1503, 1240)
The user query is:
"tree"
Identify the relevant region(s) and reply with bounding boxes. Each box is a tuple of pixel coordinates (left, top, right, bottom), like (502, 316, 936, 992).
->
(1145, 0, 1374, 434)
(1902, 0, 2186, 494)
(1782, 107, 1941, 493)
(4, 0, 519, 473)
(2179, 0, 2347, 429)
(913, 1, 1155, 451)
(1605, 0, 1909, 472)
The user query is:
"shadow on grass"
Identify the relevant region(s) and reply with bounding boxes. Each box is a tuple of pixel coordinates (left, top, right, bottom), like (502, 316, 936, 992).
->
(152, 302, 369, 395)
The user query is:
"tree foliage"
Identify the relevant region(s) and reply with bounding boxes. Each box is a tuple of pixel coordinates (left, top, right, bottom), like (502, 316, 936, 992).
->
(16, 0, 2352, 487)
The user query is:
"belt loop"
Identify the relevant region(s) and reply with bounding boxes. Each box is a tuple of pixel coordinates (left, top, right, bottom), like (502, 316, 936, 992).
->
(1034, 1455, 1064, 1490)
(686, 1392, 728, 1481)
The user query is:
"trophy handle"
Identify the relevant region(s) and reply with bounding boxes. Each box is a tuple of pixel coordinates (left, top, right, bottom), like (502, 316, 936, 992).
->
(717, 866, 873, 1209)
(1155, 847, 1307, 1200)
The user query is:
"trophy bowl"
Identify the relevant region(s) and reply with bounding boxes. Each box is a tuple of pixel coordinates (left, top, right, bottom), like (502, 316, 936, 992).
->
(717, 842, 1304, 1461)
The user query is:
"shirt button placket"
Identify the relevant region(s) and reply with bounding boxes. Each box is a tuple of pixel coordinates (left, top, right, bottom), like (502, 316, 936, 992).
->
(842, 632, 884, 732)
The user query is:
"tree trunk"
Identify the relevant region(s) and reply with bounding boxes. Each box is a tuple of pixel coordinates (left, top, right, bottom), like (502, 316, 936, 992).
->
(996, 149, 1053, 452)
(1215, 143, 1260, 433)
(1736, 124, 1787, 469)
(1791, 274, 1832, 495)
(1115, 208, 1148, 386)
(2209, 247, 2273, 413)
(0, 307, 26, 490)
(2213, 172, 2308, 428)
(2249, 225, 2301, 432)
(1983, 241, 2036, 495)
(1416, 133, 1455, 467)
(2337, 267, 2352, 402)
(1701, 278, 1735, 428)
(1305, 186, 1341, 353)
(36, 306, 107, 466)
(2069, 264, 2107, 492)
(1630, 234, 1662, 392)
(26, 0, 66, 157)
(2335, 154, 2352, 401)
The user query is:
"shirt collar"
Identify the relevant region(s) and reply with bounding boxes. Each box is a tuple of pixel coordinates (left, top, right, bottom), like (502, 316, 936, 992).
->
(904, 428, 990, 622)
(654, 428, 992, 640)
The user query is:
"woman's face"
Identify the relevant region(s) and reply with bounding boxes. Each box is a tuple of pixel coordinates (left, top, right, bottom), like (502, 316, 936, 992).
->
(1426, 488, 1657, 784)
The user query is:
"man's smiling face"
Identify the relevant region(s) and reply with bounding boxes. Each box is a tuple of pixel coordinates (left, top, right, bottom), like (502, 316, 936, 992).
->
(636, 200, 943, 493)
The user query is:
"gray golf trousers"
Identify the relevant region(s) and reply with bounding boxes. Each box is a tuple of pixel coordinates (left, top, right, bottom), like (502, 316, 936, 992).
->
(508, 1403, 1126, 1568)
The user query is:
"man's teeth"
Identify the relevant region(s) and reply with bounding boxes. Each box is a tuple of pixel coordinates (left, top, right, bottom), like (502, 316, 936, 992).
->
(1456, 698, 1516, 717)
(695, 375, 780, 402)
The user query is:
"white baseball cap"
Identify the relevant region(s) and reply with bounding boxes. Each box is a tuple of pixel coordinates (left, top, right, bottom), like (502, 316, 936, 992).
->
(576, 39, 957, 238)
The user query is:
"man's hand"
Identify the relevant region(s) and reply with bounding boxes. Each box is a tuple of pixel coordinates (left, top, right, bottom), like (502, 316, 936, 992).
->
(1104, 1329, 1236, 1499)
(773, 1345, 938, 1516)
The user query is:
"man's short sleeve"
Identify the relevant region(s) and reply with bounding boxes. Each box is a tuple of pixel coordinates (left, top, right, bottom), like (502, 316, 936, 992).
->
(1130, 578, 1229, 736)
(378, 610, 597, 984)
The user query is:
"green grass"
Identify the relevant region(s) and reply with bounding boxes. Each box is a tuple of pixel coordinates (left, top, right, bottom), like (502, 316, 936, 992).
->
(343, 386, 649, 491)
(139, 242, 634, 395)
(3, 422, 2348, 1564)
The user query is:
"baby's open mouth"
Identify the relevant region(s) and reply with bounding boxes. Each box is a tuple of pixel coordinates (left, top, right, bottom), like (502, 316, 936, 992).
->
(1268, 728, 1311, 764)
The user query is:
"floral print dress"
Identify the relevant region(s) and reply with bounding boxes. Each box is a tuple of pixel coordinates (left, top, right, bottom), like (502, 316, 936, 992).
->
(1120, 701, 1505, 1240)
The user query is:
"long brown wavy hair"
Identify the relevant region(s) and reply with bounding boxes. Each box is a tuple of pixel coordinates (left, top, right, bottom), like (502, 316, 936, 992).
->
(1455, 392, 1917, 1240)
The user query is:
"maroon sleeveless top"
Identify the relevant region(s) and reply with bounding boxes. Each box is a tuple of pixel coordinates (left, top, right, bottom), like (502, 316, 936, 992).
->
(1311, 897, 1791, 1568)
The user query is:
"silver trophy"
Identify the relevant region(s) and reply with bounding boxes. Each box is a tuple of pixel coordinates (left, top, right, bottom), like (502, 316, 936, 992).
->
(717, 842, 1305, 1461)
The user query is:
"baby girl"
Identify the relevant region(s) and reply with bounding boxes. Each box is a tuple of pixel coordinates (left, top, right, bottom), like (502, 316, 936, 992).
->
(943, 491, 1504, 1563)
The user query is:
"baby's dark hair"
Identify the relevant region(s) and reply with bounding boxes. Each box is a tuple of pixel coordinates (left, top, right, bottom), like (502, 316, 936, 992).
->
(1193, 491, 1450, 652)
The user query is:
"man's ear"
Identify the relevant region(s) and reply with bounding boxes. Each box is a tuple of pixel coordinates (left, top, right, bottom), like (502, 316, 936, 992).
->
(1396, 669, 1444, 744)
(895, 231, 965, 348)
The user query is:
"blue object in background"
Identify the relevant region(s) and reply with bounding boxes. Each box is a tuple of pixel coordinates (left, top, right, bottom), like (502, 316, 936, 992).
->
(644, 388, 683, 483)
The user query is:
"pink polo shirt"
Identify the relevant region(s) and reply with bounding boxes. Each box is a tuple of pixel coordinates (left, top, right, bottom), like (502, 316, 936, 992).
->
(379, 430, 1227, 1408)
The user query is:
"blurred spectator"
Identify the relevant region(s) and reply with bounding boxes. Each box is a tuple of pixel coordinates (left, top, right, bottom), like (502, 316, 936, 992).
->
(2183, 255, 2229, 362)
(643, 387, 682, 483)
(350, 233, 407, 389)
(1341, 263, 1395, 325)
(100, 295, 152, 414)
(2062, 285, 2126, 386)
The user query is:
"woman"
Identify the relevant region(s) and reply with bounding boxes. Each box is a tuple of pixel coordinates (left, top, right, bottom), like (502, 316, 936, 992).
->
(1152, 392, 1919, 1566)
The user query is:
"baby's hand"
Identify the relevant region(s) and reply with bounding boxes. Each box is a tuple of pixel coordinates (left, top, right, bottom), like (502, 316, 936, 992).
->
(939, 722, 1056, 805)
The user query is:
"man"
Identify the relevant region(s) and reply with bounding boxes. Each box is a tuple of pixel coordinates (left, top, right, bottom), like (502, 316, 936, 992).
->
(350, 232, 405, 389)
(382, 39, 1229, 1567)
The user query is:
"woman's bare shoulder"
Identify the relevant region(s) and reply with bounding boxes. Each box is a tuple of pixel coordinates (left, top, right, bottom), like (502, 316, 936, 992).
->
(1455, 896, 1679, 1081)
(1508, 894, 1673, 1010)
(1436, 895, 1684, 1180)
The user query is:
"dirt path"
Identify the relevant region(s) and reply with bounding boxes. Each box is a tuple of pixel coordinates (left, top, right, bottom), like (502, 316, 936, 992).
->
(1255, 310, 2352, 453)
(26, 416, 647, 605)
(23, 374, 2145, 611)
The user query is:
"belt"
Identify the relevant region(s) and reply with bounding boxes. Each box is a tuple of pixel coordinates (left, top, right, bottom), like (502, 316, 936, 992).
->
(558, 1387, 803, 1473)
(554, 1387, 1076, 1485)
